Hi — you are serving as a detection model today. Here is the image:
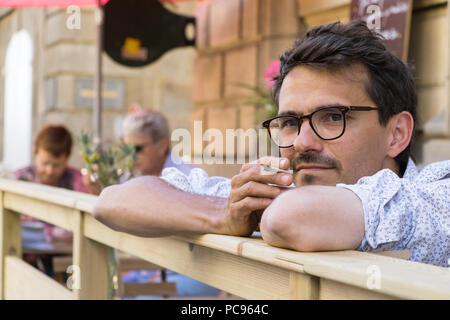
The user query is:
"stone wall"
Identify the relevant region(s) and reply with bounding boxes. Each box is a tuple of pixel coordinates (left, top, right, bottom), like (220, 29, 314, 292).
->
(192, 0, 302, 177)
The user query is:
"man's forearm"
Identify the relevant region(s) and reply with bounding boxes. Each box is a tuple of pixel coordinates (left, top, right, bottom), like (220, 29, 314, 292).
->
(93, 176, 227, 237)
(260, 186, 365, 252)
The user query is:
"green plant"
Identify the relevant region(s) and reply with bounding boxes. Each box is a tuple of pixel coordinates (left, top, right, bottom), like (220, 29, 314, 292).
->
(78, 132, 136, 300)
(233, 82, 278, 119)
(79, 132, 136, 190)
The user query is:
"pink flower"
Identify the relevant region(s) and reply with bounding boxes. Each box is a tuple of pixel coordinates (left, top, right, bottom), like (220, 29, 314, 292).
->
(264, 60, 281, 89)
(129, 103, 142, 114)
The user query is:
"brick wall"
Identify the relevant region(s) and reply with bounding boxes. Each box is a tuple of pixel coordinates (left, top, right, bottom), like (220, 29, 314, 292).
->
(192, 0, 301, 177)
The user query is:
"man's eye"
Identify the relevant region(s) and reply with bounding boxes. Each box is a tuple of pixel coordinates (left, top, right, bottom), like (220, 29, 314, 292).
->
(280, 118, 298, 128)
(324, 112, 343, 122)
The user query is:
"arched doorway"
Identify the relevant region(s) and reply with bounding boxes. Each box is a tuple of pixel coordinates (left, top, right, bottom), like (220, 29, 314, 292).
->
(3, 29, 33, 171)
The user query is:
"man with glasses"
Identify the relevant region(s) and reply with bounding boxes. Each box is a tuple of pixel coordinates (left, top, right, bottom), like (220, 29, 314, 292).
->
(122, 109, 193, 177)
(94, 21, 449, 267)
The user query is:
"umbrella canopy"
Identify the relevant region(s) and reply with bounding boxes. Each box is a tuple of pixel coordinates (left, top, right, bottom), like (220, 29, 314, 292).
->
(0, 0, 196, 7)
(0, 0, 109, 7)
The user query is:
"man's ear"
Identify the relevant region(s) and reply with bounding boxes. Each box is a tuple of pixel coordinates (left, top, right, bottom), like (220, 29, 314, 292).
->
(387, 111, 414, 159)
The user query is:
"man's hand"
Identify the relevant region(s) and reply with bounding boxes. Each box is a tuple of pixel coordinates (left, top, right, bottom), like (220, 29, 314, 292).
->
(221, 157, 293, 236)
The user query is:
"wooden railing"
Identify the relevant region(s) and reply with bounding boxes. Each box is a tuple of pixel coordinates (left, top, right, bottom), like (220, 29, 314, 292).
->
(0, 178, 449, 300)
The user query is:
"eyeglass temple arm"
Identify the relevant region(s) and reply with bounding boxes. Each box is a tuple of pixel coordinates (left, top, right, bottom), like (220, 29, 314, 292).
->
(348, 106, 379, 111)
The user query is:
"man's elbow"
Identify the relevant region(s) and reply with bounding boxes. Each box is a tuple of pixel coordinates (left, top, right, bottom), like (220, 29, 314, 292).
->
(260, 191, 316, 252)
(92, 185, 120, 226)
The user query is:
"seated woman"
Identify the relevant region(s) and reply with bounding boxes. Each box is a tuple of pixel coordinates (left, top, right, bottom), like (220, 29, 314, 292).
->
(14, 124, 93, 276)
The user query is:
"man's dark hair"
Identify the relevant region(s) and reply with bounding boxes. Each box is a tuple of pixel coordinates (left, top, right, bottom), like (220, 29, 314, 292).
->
(271, 20, 417, 174)
(35, 124, 73, 158)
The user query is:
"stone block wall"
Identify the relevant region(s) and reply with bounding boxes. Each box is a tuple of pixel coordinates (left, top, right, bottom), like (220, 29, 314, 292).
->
(192, 0, 301, 177)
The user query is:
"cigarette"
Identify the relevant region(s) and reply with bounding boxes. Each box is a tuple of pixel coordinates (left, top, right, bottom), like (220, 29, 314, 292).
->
(262, 165, 293, 174)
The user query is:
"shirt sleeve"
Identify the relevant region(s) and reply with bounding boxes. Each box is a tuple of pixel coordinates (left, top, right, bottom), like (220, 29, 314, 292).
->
(160, 167, 231, 199)
(336, 169, 450, 267)
(70, 169, 87, 193)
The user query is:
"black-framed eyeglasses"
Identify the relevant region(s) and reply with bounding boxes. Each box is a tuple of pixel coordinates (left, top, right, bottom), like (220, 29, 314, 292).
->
(262, 106, 379, 148)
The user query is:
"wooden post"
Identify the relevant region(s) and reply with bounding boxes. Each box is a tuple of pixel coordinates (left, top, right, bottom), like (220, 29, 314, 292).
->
(289, 272, 319, 300)
(0, 192, 22, 300)
(72, 210, 109, 299)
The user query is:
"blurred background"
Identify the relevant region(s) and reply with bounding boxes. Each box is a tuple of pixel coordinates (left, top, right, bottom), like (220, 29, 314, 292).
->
(0, 0, 449, 179)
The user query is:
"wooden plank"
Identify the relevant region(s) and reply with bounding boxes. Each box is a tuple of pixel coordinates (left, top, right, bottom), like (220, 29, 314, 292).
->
(4, 192, 76, 231)
(118, 253, 165, 271)
(298, 0, 350, 16)
(123, 282, 177, 297)
(275, 250, 450, 300)
(84, 215, 450, 299)
(53, 256, 72, 273)
(0, 179, 77, 208)
(0, 192, 22, 300)
(72, 211, 109, 300)
(176, 234, 450, 300)
(373, 250, 410, 260)
(4, 256, 73, 300)
(289, 272, 319, 300)
(319, 278, 397, 300)
(84, 214, 296, 299)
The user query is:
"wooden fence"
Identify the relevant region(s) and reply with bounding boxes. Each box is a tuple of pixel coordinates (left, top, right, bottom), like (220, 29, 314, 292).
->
(0, 179, 449, 300)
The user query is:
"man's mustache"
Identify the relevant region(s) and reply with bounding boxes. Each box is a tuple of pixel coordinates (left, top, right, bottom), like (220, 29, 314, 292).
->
(291, 153, 341, 172)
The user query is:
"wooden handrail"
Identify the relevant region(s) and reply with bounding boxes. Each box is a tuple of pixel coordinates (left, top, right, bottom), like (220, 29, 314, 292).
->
(0, 178, 449, 300)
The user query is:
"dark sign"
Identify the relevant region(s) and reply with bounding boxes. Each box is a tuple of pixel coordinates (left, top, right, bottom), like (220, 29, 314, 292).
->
(103, 0, 196, 67)
(350, 0, 413, 62)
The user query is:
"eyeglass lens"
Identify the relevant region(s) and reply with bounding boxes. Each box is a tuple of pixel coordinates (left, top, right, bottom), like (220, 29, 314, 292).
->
(268, 107, 345, 147)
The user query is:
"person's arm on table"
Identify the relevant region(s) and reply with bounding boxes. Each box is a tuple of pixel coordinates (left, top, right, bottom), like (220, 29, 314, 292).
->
(260, 186, 365, 251)
(93, 176, 228, 237)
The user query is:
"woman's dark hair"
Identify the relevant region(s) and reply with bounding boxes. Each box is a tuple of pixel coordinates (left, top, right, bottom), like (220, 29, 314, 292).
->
(271, 20, 417, 173)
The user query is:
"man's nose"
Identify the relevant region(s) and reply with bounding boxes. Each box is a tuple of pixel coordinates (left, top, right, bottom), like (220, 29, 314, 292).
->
(292, 121, 324, 154)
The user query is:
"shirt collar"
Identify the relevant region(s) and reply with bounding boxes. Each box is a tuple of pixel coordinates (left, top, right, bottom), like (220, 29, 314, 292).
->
(402, 158, 418, 180)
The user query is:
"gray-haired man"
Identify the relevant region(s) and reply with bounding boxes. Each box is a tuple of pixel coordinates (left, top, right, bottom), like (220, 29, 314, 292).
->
(122, 109, 193, 177)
